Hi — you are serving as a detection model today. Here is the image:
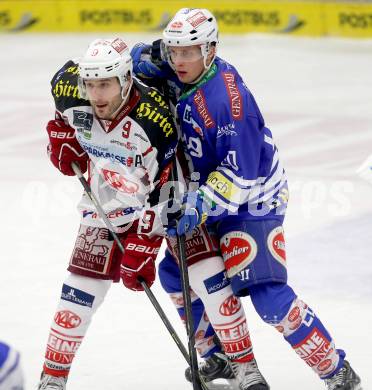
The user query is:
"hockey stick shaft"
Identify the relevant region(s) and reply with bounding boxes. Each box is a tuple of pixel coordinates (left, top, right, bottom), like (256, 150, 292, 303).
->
(71, 162, 124, 253)
(176, 233, 207, 390)
(140, 281, 191, 364)
(170, 162, 207, 390)
(71, 162, 192, 365)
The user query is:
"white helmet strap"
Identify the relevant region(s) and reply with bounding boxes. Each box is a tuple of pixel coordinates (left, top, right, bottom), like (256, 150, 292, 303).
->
(190, 43, 216, 85)
(121, 76, 133, 101)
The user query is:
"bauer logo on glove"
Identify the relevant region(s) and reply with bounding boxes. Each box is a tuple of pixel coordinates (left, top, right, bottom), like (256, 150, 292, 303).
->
(46, 118, 89, 176)
(120, 234, 163, 291)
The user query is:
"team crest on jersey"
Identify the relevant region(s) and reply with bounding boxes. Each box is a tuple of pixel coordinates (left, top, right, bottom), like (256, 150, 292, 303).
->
(220, 231, 257, 278)
(101, 169, 139, 194)
(73, 110, 93, 130)
(73, 110, 93, 139)
(267, 226, 286, 267)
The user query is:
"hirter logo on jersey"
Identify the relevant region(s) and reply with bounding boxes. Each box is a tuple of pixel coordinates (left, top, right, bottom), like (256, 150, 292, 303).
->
(187, 11, 207, 28)
(222, 73, 242, 120)
(111, 38, 128, 54)
(220, 231, 257, 278)
(193, 89, 215, 129)
(102, 169, 139, 194)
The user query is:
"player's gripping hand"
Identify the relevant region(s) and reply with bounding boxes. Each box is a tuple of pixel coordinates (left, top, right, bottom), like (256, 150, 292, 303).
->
(46, 119, 88, 176)
(120, 234, 163, 291)
(131, 40, 167, 79)
(167, 191, 210, 237)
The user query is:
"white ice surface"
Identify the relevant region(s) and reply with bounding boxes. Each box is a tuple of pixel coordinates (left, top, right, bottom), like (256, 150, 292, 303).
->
(0, 33, 371, 390)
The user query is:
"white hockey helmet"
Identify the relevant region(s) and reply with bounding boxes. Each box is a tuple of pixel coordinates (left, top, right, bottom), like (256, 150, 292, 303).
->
(162, 8, 218, 70)
(78, 38, 133, 100)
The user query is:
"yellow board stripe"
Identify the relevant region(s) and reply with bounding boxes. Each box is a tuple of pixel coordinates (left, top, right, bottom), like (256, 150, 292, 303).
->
(2, 1, 372, 37)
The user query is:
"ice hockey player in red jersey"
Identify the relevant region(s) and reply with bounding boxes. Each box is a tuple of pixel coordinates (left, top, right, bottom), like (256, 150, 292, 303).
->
(37, 37, 178, 389)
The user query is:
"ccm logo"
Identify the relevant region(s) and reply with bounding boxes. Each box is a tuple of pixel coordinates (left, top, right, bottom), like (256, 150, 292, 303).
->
(125, 243, 159, 254)
(50, 131, 75, 139)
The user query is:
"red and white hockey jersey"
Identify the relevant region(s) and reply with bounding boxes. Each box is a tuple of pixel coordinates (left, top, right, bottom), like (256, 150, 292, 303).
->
(51, 60, 180, 234)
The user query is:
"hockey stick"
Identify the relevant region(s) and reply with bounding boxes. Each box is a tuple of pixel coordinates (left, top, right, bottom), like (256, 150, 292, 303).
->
(169, 162, 208, 390)
(70, 162, 191, 365)
(140, 281, 190, 364)
(177, 233, 206, 390)
(71, 162, 125, 252)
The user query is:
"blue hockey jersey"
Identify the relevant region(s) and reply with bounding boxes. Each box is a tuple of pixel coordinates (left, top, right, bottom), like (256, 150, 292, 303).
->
(132, 51, 288, 223)
(175, 57, 288, 223)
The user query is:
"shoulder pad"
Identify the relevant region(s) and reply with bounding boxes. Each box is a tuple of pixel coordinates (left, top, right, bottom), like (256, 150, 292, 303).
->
(51, 60, 90, 113)
(131, 79, 176, 141)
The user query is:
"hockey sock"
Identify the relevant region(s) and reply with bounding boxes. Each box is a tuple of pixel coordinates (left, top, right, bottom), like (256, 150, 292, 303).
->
(42, 273, 111, 377)
(188, 257, 254, 363)
(250, 283, 345, 378)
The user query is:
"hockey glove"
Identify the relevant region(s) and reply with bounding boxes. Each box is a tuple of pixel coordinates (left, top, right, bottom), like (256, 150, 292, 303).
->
(46, 119, 88, 176)
(167, 191, 210, 237)
(131, 40, 168, 79)
(120, 234, 163, 291)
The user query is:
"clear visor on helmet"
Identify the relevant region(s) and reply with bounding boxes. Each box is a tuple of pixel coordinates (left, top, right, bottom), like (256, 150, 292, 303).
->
(163, 45, 204, 65)
(78, 74, 133, 101)
(81, 77, 123, 101)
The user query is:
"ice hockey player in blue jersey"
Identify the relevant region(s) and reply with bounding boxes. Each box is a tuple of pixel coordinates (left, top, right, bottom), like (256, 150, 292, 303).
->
(0, 341, 23, 390)
(132, 8, 362, 390)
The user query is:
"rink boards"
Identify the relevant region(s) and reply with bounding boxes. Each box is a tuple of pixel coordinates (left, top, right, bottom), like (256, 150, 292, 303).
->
(1, 0, 372, 37)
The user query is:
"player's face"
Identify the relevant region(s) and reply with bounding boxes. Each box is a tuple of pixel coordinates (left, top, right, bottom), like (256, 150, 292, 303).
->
(168, 45, 207, 83)
(84, 77, 123, 119)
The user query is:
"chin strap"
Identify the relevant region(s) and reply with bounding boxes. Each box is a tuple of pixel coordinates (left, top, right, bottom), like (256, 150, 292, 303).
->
(189, 44, 217, 85)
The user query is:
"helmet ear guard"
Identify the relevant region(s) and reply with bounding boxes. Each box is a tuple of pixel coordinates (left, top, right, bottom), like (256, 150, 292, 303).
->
(77, 38, 133, 100)
(120, 71, 133, 100)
